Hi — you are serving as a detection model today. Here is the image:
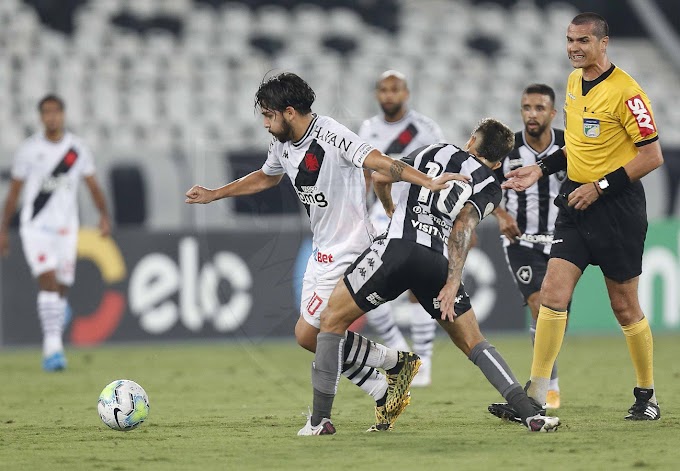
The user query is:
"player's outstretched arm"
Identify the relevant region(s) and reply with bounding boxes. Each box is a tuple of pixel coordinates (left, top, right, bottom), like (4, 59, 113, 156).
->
(363, 150, 468, 192)
(0, 179, 23, 256)
(437, 204, 480, 321)
(185, 170, 284, 204)
(501, 166, 542, 192)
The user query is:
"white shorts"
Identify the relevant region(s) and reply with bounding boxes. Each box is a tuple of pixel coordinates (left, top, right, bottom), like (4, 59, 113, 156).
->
(20, 226, 78, 285)
(299, 255, 350, 329)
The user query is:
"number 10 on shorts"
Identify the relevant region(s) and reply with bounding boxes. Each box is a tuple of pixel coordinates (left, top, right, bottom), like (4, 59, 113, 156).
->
(306, 293, 323, 316)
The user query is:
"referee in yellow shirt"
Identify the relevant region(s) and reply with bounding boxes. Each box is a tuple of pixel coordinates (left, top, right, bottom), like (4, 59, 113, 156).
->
(490, 12, 664, 421)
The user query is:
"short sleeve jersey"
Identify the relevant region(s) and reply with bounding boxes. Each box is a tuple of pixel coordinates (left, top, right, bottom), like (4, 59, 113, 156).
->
(358, 110, 445, 159)
(262, 115, 376, 272)
(386, 144, 502, 258)
(563, 65, 658, 183)
(12, 132, 96, 229)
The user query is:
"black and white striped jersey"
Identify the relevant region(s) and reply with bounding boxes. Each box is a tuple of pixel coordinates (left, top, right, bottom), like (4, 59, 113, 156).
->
(495, 129, 566, 254)
(385, 144, 502, 257)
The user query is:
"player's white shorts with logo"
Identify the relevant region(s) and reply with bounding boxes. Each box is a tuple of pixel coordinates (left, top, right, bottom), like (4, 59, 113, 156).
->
(299, 253, 354, 329)
(20, 225, 77, 285)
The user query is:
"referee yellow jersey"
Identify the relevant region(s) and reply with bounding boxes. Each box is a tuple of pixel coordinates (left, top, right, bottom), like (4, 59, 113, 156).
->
(563, 65, 658, 183)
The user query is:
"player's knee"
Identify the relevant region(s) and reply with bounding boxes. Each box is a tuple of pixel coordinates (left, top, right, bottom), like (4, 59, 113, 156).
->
(539, 278, 569, 309)
(319, 306, 347, 334)
(609, 296, 641, 323)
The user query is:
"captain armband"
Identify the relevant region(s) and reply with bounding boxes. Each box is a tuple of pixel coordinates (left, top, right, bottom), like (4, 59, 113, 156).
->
(537, 148, 567, 177)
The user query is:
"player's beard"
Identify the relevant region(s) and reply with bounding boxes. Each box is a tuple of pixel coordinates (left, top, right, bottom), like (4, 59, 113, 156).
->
(271, 119, 294, 143)
(381, 102, 404, 120)
(525, 122, 548, 138)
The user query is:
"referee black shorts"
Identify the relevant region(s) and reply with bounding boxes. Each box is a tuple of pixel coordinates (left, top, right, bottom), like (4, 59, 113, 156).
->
(343, 238, 472, 320)
(550, 178, 647, 282)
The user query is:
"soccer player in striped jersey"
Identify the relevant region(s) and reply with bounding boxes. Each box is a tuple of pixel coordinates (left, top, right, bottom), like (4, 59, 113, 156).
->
(358, 70, 445, 387)
(303, 118, 560, 435)
(492, 84, 566, 409)
(185, 73, 455, 434)
(0, 95, 111, 371)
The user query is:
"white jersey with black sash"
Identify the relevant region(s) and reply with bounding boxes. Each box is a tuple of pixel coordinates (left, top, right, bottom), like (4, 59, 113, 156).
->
(11, 131, 96, 231)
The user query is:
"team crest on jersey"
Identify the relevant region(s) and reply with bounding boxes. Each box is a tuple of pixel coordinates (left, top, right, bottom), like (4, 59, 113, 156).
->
(583, 118, 600, 138)
(304, 152, 320, 171)
(516, 266, 532, 284)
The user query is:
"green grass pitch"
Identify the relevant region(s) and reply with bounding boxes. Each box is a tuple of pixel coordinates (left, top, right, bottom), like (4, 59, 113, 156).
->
(1, 334, 679, 470)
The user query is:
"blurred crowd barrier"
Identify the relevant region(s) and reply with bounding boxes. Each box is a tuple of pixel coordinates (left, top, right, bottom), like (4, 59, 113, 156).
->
(2, 220, 680, 347)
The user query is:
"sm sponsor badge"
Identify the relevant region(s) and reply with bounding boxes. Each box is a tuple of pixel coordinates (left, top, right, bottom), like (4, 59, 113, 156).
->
(583, 118, 600, 138)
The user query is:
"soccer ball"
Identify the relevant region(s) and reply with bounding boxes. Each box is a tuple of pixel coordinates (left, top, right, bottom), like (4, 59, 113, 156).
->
(97, 379, 150, 431)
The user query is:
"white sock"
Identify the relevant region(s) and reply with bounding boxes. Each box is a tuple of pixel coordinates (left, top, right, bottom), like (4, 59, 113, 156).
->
(549, 378, 560, 391)
(410, 302, 436, 362)
(38, 291, 65, 357)
(345, 331, 399, 370)
(364, 303, 410, 351)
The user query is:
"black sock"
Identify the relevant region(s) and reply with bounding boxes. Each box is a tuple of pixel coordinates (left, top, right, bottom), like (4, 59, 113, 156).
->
(506, 385, 539, 420)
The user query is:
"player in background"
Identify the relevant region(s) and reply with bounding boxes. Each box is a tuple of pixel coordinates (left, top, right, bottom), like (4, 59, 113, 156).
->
(185, 73, 456, 431)
(300, 118, 561, 435)
(0, 94, 111, 371)
(490, 13, 664, 423)
(358, 70, 445, 387)
(492, 84, 566, 409)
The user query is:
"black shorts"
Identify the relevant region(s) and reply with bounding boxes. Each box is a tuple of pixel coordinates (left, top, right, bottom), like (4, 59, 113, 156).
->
(504, 244, 548, 303)
(550, 178, 647, 282)
(343, 238, 472, 319)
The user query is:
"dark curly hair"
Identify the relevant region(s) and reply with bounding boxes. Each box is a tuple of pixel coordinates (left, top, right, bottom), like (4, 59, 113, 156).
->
(254, 72, 315, 115)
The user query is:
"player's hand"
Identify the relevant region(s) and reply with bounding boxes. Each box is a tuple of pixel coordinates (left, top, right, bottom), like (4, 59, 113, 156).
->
(436, 279, 460, 322)
(502, 165, 542, 192)
(99, 215, 111, 237)
(428, 173, 470, 192)
(0, 230, 9, 257)
(382, 203, 396, 218)
(496, 212, 521, 241)
(567, 182, 600, 210)
(185, 185, 216, 204)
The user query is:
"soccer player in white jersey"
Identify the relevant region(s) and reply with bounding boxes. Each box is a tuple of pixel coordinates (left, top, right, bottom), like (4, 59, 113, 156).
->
(0, 95, 111, 371)
(301, 118, 560, 435)
(491, 84, 567, 410)
(358, 70, 445, 387)
(185, 73, 455, 432)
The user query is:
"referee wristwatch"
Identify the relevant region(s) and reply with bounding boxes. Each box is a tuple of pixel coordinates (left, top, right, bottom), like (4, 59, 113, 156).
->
(597, 177, 610, 192)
